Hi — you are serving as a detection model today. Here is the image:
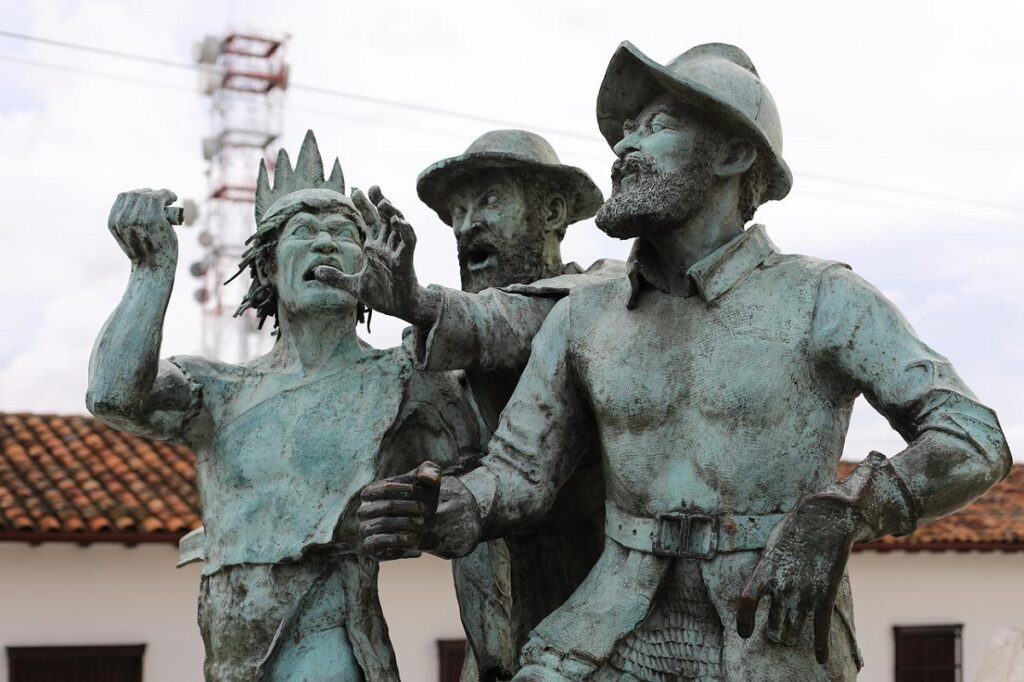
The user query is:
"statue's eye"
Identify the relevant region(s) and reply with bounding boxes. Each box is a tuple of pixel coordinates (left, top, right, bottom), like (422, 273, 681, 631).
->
(650, 121, 666, 133)
(485, 194, 499, 206)
(623, 118, 637, 135)
(327, 225, 359, 242)
(451, 206, 466, 220)
(292, 223, 316, 238)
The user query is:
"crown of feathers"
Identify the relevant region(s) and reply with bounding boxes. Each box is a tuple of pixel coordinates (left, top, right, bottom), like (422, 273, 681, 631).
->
(255, 129, 345, 224)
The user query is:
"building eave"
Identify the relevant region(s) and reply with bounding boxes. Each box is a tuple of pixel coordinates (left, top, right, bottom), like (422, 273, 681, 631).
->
(854, 540, 1024, 554)
(0, 530, 185, 546)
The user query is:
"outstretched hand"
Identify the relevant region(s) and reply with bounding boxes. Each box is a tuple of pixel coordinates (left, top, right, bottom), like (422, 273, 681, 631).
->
(314, 186, 431, 325)
(736, 495, 861, 664)
(358, 461, 442, 561)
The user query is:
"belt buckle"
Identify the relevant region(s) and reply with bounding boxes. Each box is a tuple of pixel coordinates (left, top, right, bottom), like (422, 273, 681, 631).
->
(653, 512, 719, 559)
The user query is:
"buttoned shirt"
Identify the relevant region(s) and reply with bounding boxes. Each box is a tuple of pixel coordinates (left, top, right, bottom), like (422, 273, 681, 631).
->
(458, 224, 1009, 678)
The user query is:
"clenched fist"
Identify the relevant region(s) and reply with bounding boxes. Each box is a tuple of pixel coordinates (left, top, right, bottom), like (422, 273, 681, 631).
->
(108, 188, 179, 270)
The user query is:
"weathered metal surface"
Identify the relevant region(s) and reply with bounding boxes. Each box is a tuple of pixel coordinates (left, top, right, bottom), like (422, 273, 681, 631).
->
(358, 43, 1011, 682)
(87, 131, 479, 681)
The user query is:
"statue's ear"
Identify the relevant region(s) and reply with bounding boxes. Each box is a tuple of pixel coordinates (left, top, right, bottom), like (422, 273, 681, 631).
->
(714, 139, 757, 180)
(544, 193, 568, 234)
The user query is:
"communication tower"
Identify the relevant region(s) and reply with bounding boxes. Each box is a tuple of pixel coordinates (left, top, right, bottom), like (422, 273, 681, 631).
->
(191, 30, 289, 362)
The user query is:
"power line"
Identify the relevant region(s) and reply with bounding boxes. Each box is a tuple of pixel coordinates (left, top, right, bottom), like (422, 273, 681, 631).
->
(800, 190, 1024, 229)
(802, 173, 1024, 214)
(0, 53, 466, 140)
(0, 29, 596, 142)
(4, 48, 1024, 230)
(0, 54, 194, 93)
(4, 28, 1023, 216)
(0, 29, 197, 71)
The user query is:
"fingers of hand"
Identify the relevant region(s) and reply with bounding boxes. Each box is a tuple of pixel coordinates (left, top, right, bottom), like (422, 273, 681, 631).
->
(414, 461, 442, 486)
(360, 479, 434, 504)
(367, 185, 384, 206)
(358, 499, 424, 519)
(393, 215, 416, 249)
(361, 532, 421, 559)
(313, 265, 357, 292)
(157, 188, 178, 206)
(813, 600, 834, 664)
(387, 219, 403, 251)
(765, 592, 808, 647)
(376, 548, 422, 561)
(360, 515, 424, 538)
(737, 563, 772, 638)
(351, 188, 382, 239)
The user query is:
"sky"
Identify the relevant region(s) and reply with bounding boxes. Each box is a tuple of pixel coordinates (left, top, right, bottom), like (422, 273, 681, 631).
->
(0, 0, 1022, 461)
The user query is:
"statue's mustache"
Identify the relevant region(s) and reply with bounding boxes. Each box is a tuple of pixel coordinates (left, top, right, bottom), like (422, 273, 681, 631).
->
(611, 153, 661, 187)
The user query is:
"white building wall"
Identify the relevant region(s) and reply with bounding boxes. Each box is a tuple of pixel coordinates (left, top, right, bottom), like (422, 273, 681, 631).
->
(0, 542, 463, 682)
(1, 543, 1021, 682)
(0, 542, 204, 681)
(848, 551, 1024, 681)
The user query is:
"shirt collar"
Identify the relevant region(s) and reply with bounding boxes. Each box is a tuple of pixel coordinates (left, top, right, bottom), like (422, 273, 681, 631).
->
(626, 224, 778, 308)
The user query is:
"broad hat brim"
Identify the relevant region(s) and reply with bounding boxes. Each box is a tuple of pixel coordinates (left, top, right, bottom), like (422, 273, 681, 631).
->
(596, 41, 792, 201)
(417, 152, 604, 226)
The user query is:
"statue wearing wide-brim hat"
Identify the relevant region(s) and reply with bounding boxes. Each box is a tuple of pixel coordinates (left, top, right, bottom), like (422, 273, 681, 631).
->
(596, 41, 793, 202)
(416, 129, 604, 226)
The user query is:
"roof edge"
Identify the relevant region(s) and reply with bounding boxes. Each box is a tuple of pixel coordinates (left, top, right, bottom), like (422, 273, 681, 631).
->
(0, 530, 187, 546)
(854, 540, 1024, 553)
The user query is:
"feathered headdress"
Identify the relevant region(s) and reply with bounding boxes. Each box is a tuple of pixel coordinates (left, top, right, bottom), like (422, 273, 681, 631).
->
(255, 129, 346, 225)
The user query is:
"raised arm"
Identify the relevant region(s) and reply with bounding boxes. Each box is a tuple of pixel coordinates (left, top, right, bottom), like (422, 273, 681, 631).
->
(312, 187, 560, 373)
(86, 189, 199, 441)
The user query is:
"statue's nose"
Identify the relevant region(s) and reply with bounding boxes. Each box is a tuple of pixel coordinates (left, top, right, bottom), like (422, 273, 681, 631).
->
(311, 231, 339, 253)
(455, 217, 485, 240)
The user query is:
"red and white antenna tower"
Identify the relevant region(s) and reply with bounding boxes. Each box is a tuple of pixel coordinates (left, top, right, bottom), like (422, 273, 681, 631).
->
(191, 30, 289, 362)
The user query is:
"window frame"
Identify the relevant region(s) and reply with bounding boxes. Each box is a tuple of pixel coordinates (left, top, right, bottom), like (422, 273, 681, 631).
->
(7, 644, 146, 682)
(893, 624, 963, 682)
(437, 639, 466, 682)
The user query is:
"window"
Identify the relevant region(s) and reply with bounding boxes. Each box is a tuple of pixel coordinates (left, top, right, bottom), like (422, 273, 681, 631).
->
(894, 625, 962, 682)
(437, 639, 466, 682)
(7, 645, 145, 682)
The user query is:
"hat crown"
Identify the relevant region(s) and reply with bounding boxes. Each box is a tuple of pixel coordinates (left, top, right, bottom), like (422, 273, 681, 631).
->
(464, 129, 563, 166)
(663, 43, 782, 153)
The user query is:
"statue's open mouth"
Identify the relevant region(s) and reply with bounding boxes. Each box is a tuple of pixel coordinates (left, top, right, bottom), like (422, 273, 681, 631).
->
(465, 246, 497, 272)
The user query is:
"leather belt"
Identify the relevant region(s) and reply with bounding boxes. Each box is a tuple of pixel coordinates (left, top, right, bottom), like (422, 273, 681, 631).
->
(605, 504, 786, 559)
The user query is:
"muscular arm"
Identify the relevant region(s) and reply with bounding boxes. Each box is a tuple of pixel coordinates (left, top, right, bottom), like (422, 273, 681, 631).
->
(359, 297, 592, 559)
(457, 297, 590, 538)
(86, 189, 199, 441)
(811, 265, 1011, 533)
(409, 285, 559, 373)
(738, 265, 1011, 660)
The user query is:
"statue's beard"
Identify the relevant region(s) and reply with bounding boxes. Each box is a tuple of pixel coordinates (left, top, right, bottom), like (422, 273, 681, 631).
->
(457, 224, 548, 293)
(596, 152, 716, 240)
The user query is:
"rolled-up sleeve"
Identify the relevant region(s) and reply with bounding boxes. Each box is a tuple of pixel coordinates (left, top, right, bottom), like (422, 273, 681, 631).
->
(460, 298, 590, 536)
(810, 265, 1011, 523)
(408, 285, 560, 373)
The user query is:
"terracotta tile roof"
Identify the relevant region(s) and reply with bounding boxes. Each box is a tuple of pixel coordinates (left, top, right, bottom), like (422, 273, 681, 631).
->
(0, 413, 199, 543)
(0, 412, 1020, 551)
(842, 462, 1024, 552)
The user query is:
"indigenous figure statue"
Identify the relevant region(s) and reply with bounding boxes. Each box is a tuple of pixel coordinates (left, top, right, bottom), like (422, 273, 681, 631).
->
(356, 43, 1012, 681)
(316, 129, 623, 680)
(86, 131, 480, 681)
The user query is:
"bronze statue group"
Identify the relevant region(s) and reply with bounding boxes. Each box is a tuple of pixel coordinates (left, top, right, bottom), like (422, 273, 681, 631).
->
(88, 42, 1010, 682)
